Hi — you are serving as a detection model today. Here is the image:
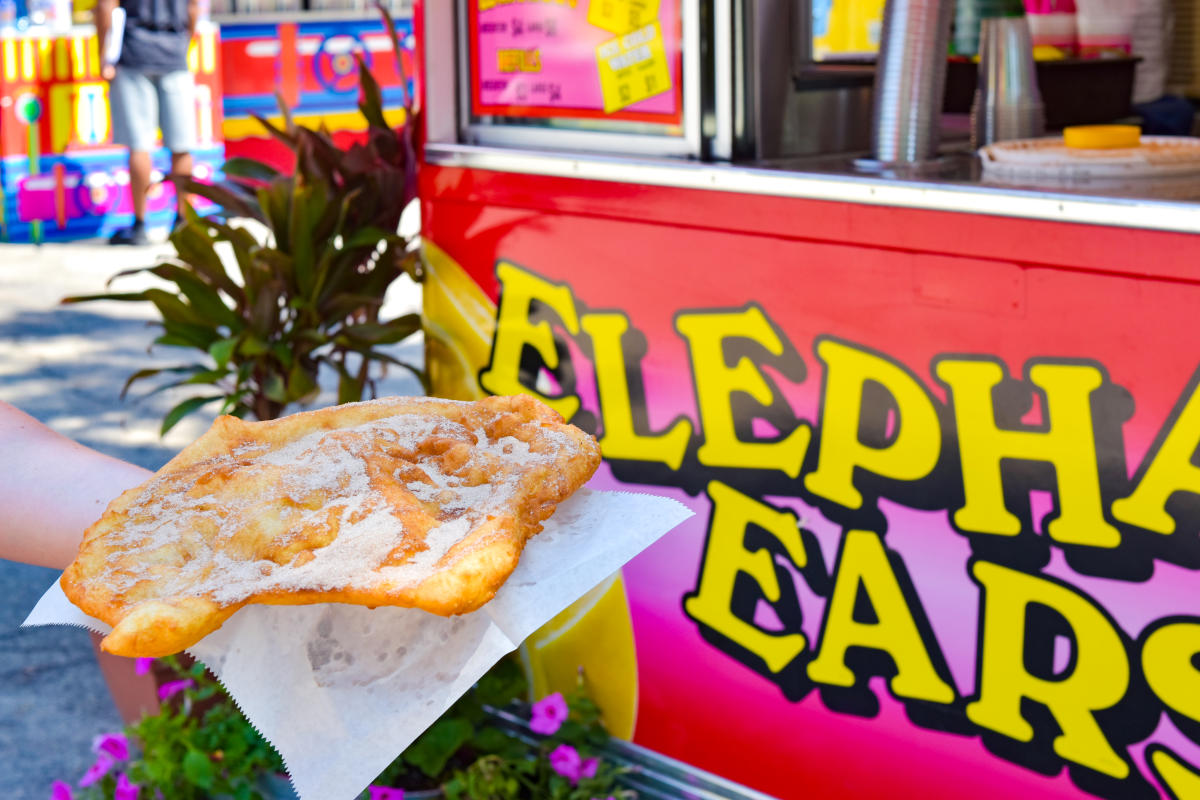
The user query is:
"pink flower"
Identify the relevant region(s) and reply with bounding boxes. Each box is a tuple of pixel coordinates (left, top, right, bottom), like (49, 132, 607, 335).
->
(157, 679, 194, 701)
(135, 658, 154, 676)
(114, 773, 140, 800)
(50, 780, 74, 800)
(92, 732, 129, 762)
(368, 787, 405, 800)
(530, 692, 568, 736)
(581, 757, 599, 780)
(549, 744, 583, 784)
(78, 754, 113, 788)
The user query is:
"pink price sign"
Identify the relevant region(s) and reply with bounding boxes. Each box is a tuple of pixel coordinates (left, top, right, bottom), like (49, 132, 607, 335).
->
(469, 0, 683, 124)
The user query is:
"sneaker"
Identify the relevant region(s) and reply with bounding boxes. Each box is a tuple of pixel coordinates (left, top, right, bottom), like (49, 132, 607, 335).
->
(109, 224, 150, 246)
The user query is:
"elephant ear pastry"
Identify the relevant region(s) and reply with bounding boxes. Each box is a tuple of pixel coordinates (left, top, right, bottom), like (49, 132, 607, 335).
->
(60, 395, 602, 658)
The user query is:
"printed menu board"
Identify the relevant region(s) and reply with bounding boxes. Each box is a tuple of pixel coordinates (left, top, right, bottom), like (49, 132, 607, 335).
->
(469, 0, 683, 125)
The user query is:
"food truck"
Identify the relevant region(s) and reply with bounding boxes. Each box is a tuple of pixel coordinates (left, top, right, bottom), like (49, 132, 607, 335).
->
(0, 0, 413, 241)
(414, 1, 1200, 798)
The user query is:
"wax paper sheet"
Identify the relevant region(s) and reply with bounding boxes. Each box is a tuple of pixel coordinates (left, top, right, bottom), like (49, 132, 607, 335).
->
(24, 488, 692, 800)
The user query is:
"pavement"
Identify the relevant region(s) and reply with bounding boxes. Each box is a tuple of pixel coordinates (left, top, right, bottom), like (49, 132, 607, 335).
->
(0, 238, 423, 798)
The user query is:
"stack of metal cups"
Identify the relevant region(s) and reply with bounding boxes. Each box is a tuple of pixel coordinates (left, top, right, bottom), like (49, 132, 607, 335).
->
(970, 14, 1047, 147)
(869, 0, 957, 165)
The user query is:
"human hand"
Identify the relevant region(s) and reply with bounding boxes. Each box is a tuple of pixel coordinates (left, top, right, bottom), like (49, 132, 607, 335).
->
(101, 63, 116, 81)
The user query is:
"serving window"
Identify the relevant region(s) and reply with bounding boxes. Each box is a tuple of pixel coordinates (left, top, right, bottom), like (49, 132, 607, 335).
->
(458, 0, 701, 158)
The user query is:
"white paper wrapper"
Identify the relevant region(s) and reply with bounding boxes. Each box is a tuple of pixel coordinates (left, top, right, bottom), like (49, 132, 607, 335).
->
(24, 488, 692, 800)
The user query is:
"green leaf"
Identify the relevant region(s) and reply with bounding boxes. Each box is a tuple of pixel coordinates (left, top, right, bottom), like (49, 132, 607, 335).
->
(183, 369, 230, 386)
(443, 776, 465, 800)
(60, 291, 151, 304)
(337, 369, 362, 405)
(249, 285, 282, 338)
(475, 657, 527, 708)
(469, 727, 528, 761)
(253, 110, 296, 148)
(319, 292, 385, 322)
(181, 177, 265, 223)
(209, 337, 238, 368)
(287, 362, 319, 403)
(223, 157, 282, 183)
(263, 373, 289, 405)
(160, 319, 222, 350)
(378, 2, 411, 107)
(150, 264, 241, 330)
(143, 288, 210, 327)
(182, 748, 215, 789)
(404, 717, 474, 779)
(162, 395, 221, 435)
(357, 53, 388, 130)
(238, 334, 271, 357)
(289, 183, 316, 296)
(120, 367, 167, 399)
(339, 314, 421, 346)
(271, 342, 296, 369)
(257, 181, 293, 245)
(341, 226, 397, 251)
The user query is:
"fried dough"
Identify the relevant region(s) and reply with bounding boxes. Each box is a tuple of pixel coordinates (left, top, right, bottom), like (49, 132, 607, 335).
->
(61, 395, 602, 657)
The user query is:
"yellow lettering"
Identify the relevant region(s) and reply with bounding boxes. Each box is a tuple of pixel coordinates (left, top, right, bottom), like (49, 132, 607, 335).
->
(675, 306, 810, 477)
(1112, 378, 1200, 535)
(497, 49, 523, 72)
(480, 0, 576, 10)
(935, 360, 1120, 548)
(581, 312, 691, 469)
(480, 262, 581, 420)
(806, 530, 955, 703)
(1149, 747, 1200, 800)
(968, 562, 1130, 779)
(1143, 621, 1200, 725)
(805, 339, 942, 510)
(684, 481, 810, 673)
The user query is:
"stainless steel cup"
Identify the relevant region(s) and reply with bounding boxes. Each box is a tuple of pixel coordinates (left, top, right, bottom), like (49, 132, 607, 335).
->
(971, 15, 1046, 147)
(871, 0, 957, 164)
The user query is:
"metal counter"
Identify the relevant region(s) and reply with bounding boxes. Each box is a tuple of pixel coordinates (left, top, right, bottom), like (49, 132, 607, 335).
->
(423, 142, 1200, 236)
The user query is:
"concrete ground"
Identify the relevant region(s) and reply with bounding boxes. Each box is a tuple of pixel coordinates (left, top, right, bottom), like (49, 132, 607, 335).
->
(0, 238, 423, 798)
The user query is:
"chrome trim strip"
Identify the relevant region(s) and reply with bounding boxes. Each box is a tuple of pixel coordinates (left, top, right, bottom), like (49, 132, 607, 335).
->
(712, 0, 734, 160)
(424, 143, 1200, 235)
(682, 0, 703, 157)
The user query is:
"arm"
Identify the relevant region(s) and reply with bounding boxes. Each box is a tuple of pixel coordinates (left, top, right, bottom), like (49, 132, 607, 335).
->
(187, 0, 198, 41)
(0, 402, 150, 570)
(94, 0, 117, 80)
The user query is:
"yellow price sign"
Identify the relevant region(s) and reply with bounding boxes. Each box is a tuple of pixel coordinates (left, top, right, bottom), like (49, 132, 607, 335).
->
(595, 22, 672, 113)
(587, 0, 660, 35)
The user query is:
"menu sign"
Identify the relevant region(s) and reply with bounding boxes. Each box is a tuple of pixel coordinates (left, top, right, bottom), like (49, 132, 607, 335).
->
(470, 0, 683, 124)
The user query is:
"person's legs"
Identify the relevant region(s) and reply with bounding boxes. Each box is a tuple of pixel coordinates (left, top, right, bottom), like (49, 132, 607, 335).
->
(128, 149, 152, 222)
(158, 70, 197, 226)
(108, 66, 158, 245)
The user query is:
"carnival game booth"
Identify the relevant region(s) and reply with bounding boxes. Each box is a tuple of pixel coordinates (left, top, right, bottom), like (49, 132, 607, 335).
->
(416, 1, 1200, 799)
(213, 0, 413, 171)
(0, 23, 223, 242)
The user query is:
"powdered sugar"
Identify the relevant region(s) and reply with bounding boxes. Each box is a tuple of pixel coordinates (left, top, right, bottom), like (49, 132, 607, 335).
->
(88, 399, 585, 609)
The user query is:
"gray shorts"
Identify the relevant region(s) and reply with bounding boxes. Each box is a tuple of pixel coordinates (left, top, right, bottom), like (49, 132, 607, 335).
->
(110, 67, 196, 154)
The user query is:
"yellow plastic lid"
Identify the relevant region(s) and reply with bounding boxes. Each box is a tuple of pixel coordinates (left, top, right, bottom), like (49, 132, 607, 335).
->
(1063, 125, 1143, 150)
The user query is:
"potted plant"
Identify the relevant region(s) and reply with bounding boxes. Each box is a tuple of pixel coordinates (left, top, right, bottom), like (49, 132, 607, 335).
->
(63, 38, 423, 431)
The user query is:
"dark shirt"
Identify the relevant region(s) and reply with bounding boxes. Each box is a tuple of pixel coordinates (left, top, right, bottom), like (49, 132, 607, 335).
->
(118, 0, 190, 73)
